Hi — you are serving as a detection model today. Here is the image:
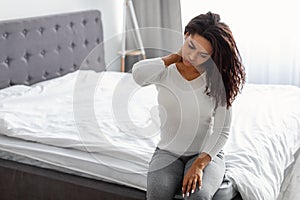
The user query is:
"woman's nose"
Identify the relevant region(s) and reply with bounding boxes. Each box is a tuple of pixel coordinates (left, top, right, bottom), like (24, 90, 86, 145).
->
(188, 51, 197, 61)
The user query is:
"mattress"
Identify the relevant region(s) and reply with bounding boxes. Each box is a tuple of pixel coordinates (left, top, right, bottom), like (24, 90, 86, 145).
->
(0, 134, 299, 199)
(0, 69, 299, 200)
(0, 134, 148, 191)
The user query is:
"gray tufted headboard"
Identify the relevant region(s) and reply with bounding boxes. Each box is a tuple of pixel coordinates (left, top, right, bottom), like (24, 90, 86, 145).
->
(0, 9, 106, 89)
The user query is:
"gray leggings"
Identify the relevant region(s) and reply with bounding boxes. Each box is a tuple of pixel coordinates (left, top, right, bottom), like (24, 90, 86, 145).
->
(147, 147, 225, 200)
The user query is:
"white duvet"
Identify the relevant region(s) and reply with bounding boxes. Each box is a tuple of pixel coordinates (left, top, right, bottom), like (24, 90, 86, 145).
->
(0, 70, 299, 200)
(224, 83, 300, 200)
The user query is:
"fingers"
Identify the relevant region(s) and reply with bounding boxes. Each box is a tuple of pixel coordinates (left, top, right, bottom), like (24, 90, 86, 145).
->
(186, 178, 193, 196)
(182, 176, 198, 197)
(182, 168, 203, 198)
(175, 48, 182, 62)
(192, 178, 197, 193)
(182, 178, 187, 197)
(198, 175, 202, 190)
(177, 48, 182, 56)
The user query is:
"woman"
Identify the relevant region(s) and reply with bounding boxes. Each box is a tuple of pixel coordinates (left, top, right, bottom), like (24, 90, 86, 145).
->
(132, 11, 246, 200)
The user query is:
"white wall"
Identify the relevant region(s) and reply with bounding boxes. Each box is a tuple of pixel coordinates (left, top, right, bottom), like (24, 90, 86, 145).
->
(181, 0, 300, 86)
(0, 0, 124, 71)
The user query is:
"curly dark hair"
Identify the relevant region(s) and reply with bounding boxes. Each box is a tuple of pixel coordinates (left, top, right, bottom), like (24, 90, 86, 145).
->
(184, 11, 246, 110)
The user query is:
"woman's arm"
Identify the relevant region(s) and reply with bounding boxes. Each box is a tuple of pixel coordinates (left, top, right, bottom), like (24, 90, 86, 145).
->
(182, 106, 232, 197)
(131, 57, 166, 87)
(201, 105, 233, 160)
(131, 52, 181, 87)
(181, 152, 211, 197)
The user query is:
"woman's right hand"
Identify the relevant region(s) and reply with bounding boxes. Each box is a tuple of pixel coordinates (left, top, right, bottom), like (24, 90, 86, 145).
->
(176, 48, 182, 58)
(161, 48, 183, 67)
(162, 32, 188, 67)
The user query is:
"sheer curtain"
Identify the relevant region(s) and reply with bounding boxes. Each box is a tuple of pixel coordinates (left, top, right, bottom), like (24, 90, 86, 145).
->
(181, 0, 300, 86)
(126, 0, 182, 59)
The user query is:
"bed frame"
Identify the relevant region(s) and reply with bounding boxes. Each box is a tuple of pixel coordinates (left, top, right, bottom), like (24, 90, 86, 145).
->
(0, 158, 146, 200)
(0, 9, 147, 200)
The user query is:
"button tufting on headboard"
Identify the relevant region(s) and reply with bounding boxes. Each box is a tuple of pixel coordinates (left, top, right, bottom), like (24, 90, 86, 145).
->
(22, 29, 28, 37)
(23, 52, 32, 62)
(0, 10, 106, 89)
(2, 32, 9, 39)
(26, 75, 32, 82)
(38, 27, 45, 35)
(8, 80, 14, 86)
(70, 42, 76, 50)
(96, 38, 100, 44)
(4, 57, 12, 66)
(72, 64, 78, 71)
(84, 39, 89, 47)
(43, 71, 49, 77)
(54, 24, 60, 32)
(40, 50, 46, 56)
(56, 45, 62, 52)
(82, 19, 87, 26)
(69, 22, 75, 28)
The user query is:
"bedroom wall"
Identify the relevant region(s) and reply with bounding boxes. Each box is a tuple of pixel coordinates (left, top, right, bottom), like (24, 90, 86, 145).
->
(181, 0, 300, 86)
(0, 0, 123, 71)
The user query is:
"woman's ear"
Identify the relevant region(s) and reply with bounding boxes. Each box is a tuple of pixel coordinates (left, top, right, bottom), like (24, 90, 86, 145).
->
(184, 32, 190, 40)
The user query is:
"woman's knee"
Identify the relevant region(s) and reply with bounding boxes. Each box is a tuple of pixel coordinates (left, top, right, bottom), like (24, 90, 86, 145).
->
(187, 189, 212, 200)
(146, 183, 176, 200)
(147, 171, 181, 200)
(146, 148, 184, 200)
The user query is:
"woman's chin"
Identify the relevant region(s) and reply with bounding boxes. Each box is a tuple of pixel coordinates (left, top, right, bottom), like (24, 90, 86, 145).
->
(183, 59, 194, 67)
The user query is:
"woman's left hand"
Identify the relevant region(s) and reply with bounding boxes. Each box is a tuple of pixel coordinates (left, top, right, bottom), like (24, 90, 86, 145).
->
(182, 162, 204, 197)
(182, 153, 211, 197)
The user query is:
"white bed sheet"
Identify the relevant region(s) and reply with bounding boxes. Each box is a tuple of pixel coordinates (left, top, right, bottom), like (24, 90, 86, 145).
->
(0, 134, 148, 190)
(0, 70, 299, 200)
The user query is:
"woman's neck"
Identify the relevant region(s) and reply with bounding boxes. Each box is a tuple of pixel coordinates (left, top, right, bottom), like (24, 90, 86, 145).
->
(176, 61, 205, 75)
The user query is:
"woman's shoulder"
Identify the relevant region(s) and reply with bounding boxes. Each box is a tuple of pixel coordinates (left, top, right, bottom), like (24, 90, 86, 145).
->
(134, 57, 164, 66)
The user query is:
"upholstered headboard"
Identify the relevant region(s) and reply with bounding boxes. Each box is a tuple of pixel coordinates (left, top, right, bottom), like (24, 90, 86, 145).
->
(0, 9, 106, 89)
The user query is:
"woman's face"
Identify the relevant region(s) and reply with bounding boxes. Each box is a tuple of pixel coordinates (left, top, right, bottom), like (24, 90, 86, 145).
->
(181, 33, 213, 69)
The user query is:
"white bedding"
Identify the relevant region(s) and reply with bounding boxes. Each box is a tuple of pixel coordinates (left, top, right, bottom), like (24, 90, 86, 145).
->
(224, 84, 300, 200)
(0, 70, 299, 200)
(0, 70, 160, 171)
(0, 134, 148, 190)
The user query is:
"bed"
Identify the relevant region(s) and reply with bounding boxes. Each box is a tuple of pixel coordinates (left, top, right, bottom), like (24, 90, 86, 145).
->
(0, 9, 299, 200)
